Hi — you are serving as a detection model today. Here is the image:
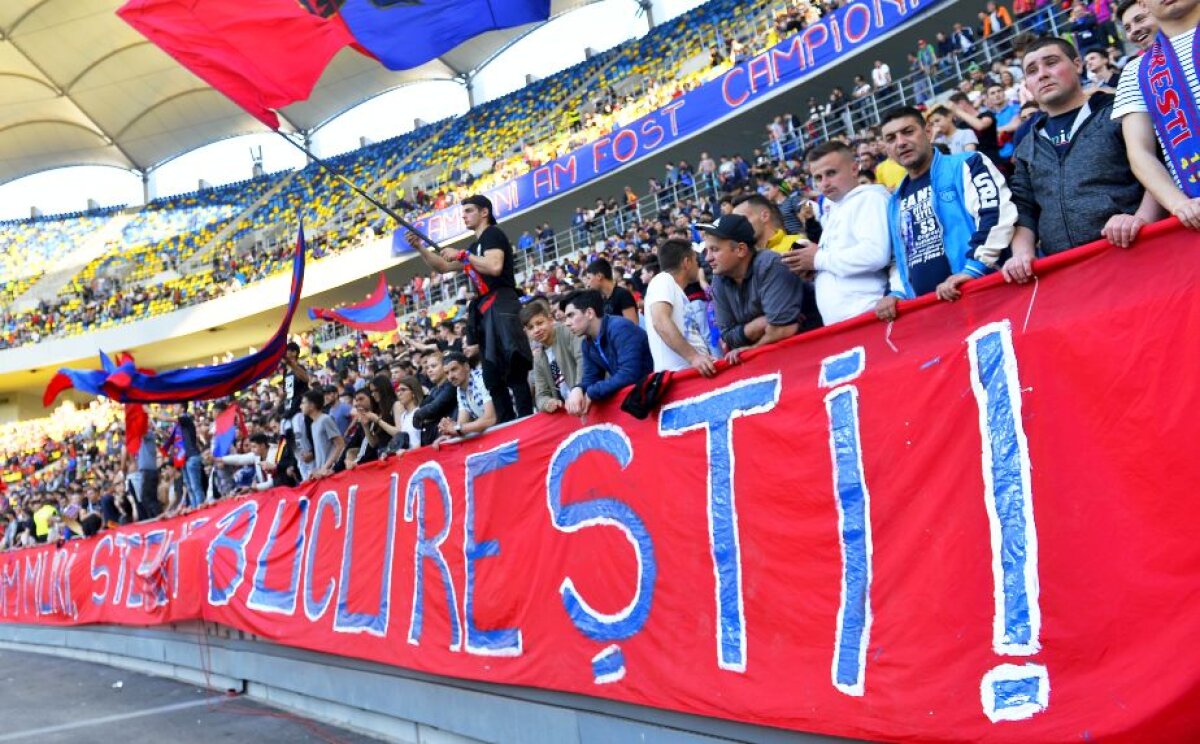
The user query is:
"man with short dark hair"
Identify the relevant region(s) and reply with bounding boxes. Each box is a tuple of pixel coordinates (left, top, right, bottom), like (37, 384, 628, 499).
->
(784, 141, 891, 324)
(1004, 37, 1162, 282)
(928, 105, 979, 154)
(520, 300, 583, 413)
(300, 389, 344, 481)
(560, 290, 653, 415)
(214, 433, 276, 492)
(1114, 0, 1200, 231)
(437, 352, 497, 440)
(404, 194, 534, 422)
(875, 107, 1017, 320)
(703, 214, 805, 361)
(948, 91, 1001, 165)
(1117, 0, 1159, 50)
(584, 258, 639, 323)
(646, 239, 717, 375)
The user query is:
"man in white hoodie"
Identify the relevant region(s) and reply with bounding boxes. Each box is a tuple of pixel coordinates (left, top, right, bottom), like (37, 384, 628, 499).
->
(781, 141, 892, 325)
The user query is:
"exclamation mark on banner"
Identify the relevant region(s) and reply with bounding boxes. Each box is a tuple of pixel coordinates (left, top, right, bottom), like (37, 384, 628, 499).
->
(967, 322, 1049, 723)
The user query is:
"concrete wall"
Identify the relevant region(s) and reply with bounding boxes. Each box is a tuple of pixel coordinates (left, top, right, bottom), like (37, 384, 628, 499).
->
(0, 622, 853, 744)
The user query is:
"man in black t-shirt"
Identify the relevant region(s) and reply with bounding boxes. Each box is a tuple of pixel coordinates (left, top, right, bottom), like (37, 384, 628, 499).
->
(583, 257, 639, 323)
(405, 195, 533, 422)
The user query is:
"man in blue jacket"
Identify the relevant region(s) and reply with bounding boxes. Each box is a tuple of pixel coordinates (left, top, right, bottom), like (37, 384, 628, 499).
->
(560, 289, 653, 416)
(875, 106, 1018, 322)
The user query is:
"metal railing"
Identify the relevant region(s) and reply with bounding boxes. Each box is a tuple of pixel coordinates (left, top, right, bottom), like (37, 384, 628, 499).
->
(390, 5, 1085, 324)
(764, 4, 1076, 155)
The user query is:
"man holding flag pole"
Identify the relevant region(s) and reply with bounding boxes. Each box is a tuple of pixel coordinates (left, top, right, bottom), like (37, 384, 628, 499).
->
(404, 196, 534, 423)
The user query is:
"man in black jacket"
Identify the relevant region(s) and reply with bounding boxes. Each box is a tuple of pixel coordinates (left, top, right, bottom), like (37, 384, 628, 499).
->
(412, 353, 457, 446)
(1003, 37, 1163, 283)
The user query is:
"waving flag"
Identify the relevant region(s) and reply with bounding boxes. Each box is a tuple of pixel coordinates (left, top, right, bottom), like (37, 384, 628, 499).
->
(117, 0, 551, 128)
(308, 273, 397, 332)
(161, 423, 187, 469)
(212, 404, 245, 458)
(125, 404, 150, 458)
(45, 228, 308, 406)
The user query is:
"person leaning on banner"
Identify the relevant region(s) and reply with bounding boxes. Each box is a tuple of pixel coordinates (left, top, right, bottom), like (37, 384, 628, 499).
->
(213, 433, 277, 493)
(560, 290, 654, 416)
(405, 194, 535, 423)
(519, 300, 583, 413)
(437, 352, 498, 442)
(1003, 38, 1164, 283)
(1113, 0, 1200, 231)
(874, 107, 1018, 322)
(412, 353, 458, 445)
(778, 141, 892, 325)
(731, 194, 823, 331)
(645, 238, 719, 376)
(702, 214, 807, 364)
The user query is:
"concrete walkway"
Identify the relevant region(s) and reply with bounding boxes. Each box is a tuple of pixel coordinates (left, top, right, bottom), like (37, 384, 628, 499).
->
(0, 649, 381, 743)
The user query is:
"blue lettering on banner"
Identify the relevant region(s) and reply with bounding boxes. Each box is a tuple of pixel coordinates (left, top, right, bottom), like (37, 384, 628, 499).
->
(545, 425, 657, 643)
(396, 0, 940, 248)
(591, 645, 627, 685)
(464, 441, 523, 656)
(247, 498, 311, 616)
(89, 535, 113, 606)
(404, 462, 462, 650)
(139, 531, 169, 609)
(206, 501, 259, 606)
(820, 348, 874, 697)
(123, 534, 145, 609)
(334, 479, 398, 636)
(303, 490, 342, 622)
(49, 550, 75, 618)
(659, 375, 782, 673)
(967, 321, 1048, 722)
(111, 534, 131, 607)
(0, 561, 19, 616)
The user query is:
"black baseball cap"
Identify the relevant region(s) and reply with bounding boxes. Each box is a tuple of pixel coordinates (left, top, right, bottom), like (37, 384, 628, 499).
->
(462, 194, 497, 225)
(697, 214, 756, 246)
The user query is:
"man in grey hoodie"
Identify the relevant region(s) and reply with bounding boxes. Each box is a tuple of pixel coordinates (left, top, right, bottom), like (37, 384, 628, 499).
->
(1003, 37, 1163, 283)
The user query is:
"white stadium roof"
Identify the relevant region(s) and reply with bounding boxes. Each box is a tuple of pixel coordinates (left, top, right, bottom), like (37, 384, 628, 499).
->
(0, 0, 602, 185)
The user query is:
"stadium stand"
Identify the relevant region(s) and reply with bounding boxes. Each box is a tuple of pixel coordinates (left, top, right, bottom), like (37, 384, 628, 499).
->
(0, 0, 1150, 527)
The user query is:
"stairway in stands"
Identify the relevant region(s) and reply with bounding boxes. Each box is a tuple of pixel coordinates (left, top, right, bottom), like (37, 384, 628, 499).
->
(13, 212, 133, 312)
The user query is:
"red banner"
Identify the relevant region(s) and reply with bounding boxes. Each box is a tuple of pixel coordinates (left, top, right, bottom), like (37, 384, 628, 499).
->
(4, 222, 1199, 742)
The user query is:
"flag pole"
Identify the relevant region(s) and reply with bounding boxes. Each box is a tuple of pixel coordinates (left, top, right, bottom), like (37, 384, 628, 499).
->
(275, 132, 443, 252)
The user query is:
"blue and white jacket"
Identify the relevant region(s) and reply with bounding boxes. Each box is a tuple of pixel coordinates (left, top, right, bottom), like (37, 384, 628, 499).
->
(886, 150, 1017, 299)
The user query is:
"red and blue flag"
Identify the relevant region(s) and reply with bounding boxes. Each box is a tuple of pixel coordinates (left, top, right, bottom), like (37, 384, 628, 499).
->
(212, 404, 245, 458)
(308, 273, 397, 332)
(44, 228, 308, 406)
(117, 0, 551, 127)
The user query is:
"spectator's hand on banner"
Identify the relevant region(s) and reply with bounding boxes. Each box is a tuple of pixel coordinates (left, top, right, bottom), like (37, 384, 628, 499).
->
(689, 352, 719, 377)
(875, 296, 899, 322)
(1168, 197, 1200, 231)
(936, 273, 971, 302)
(1102, 214, 1146, 249)
(1003, 248, 1036, 284)
(565, 388, 590, 416)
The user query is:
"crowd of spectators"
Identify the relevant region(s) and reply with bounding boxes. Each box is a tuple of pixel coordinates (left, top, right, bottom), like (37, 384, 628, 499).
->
(4, 0, 1199, 549)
